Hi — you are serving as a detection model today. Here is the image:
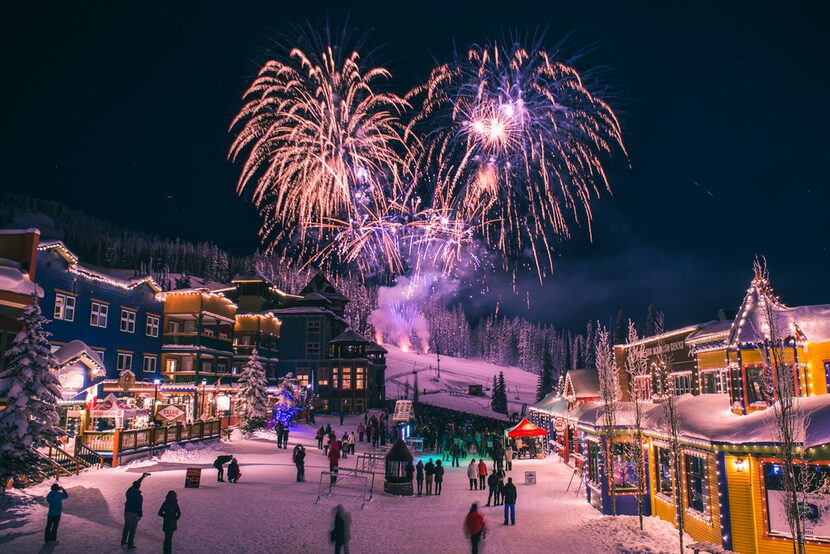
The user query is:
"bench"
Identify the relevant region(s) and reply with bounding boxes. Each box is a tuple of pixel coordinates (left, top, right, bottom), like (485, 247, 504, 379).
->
(686, 542, 734, 554)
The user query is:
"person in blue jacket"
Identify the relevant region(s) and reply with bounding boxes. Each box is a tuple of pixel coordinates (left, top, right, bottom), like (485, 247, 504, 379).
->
(45, 483, 68, 543)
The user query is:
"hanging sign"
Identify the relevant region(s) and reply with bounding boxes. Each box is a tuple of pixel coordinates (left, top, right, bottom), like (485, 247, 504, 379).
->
(157, 404, 186, 422)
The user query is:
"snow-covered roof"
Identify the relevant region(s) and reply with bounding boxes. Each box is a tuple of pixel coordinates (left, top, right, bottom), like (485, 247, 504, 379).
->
(566, 369, 599, 399)
(53, 340, 104, 371)
(0, 228, 40, 236)
(231, 270, 272, 284)
(685, 319, 732, 345)
(0, 258, 42, 297)
(330, 330, 371, 344)
(367, 341, 388, 354)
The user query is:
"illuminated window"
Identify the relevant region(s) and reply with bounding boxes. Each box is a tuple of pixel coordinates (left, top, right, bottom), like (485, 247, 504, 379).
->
(317, 368, 330, 386)
(672, 373, 692, 396)
(355, 367, 365, 390)
(633, 375, 652, 401)
(587, 440, 601, 484)
(117, 352, 133, 371)
(120, 309, 136, 333)
(332, 367, 340, 388)
(54, 293, 75, 321)
(146, 315, 160, 337)
(684, 454, 708, 515)
(700, 369, 728, 394)
(296, 369, 309, 387)
(745, 365, 766, 406)
(655, 446, 673, 497)
(90, 302, 108, 328)
(342, 367, 351, 389)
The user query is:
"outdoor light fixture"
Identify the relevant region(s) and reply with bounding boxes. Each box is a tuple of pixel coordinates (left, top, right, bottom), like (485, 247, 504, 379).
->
(734, 457, 746, 472)
(153, 378, 161, 385)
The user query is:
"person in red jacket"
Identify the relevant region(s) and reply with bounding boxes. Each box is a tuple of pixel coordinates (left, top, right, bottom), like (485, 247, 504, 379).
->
(328, 439, 341, 485)
(463, 503, 486, 554)
(477, 459, 487, 490)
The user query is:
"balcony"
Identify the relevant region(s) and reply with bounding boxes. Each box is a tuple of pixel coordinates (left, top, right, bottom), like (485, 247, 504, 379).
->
(236, 344, 279, 359)
(163, 332, 234, 353)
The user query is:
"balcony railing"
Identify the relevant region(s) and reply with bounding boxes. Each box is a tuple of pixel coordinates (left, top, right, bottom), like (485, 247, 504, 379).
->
(163, 332, 234, 352)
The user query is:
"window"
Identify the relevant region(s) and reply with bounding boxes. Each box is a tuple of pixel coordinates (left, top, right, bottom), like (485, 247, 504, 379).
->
(355, 367, 365, 390)
(700, 369, 728, 394)
(633, 375, 652, 401)
(317, 367, 330, 386)
(296, 369, 309, 388)
(307, 319, 320, 333)
(587, 440, 601, 484)
(120, 309, 136, 333)
(764, 463, 830, 540)
(90, 302, 108, 328)
(166, 358, 178, 373)
(685, 454, 708, 515)
(656, 446, 673, 497)
(54, 293, 75, 321)
(306, 342, 320, 356)
(332, 367, 340, 388)
(672, 373, 692, 396)
(611, 442, 640, 492)
(143, 355, 157, 373)
(117, 352, 133, 372)
(745, 365, 767, 406)
(145, 315, 160, 337)
(342, 367, 351, 389)
(93, 349, 105, 363)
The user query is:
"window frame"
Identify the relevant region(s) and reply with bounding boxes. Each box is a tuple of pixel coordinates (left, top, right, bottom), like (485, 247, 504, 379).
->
(684, 453, 709, 518)
(120, 309, 136, 333)
(90, 302, 109, 328)
(54, 293, 76, 321)
(306, 342, 320, 357)
(117, 352, 133, 372)
(143, 355, 157, 373)
(145, 315, 160, 337)
(672, 372, 692, 396)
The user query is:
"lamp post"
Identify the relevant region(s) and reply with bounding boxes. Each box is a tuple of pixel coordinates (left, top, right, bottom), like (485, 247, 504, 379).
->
(153, 378, 161, 423)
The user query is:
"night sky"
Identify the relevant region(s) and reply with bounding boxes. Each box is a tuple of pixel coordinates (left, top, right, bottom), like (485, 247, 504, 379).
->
(3, 1, 829, 329)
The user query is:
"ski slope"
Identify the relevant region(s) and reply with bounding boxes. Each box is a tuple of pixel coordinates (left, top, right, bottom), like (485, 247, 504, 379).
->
(383, 344, 540, 420)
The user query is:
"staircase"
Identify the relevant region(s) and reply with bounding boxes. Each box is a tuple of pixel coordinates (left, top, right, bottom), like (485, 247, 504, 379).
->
(35, 443, 99, 477)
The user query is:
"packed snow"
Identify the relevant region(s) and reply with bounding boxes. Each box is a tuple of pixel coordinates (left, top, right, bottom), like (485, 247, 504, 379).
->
(384, 345, 540, 420)
(0, 258, 41, 297)
(0, 415, 688, 553)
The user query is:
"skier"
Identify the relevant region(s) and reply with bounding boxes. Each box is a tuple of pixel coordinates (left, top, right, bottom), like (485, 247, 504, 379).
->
(478, 459, 487, 490)
(294, 444, 307, 482)
(467, 459, 479, 490)
(463, 503, 486, 554)
(281, 425, 290, 449)
(434, 460, 445, 495)
(45, 483, 68, 543)
(316, 426, 325, 449)
(227, 458, 240, 483)
(157, 490, 181, 554)
(122, 472, 149, 548)
(424, 458, 435, 496)
(328, 438, 341, 484)
(502, 477, 517, 525)
(331, 504, 350, 554)
(415, 460, 424, 496)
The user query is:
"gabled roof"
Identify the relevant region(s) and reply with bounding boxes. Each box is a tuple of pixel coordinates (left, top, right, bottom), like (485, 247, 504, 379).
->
(302, 292, 333, 304)
(685, 319, 732, 345)
(727, 270, 830, 345)
(231, 270, 272, 284)
(38, 240, 161, 294)
(300, 272, 347, 301)
(53, 340, 104, 371)
(330, 330, 371, 344)
(564, 369, 599, 399)
(367, 341, 388, 354)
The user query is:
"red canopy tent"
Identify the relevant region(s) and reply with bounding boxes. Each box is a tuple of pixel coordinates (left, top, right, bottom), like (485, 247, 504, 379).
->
(505, 418, 549, 438)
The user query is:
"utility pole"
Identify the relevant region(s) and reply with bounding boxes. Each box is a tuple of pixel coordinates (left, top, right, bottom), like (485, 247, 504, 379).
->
(436, 346, 441, 379)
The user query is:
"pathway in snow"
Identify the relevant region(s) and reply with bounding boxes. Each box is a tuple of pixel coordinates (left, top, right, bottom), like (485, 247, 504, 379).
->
(1, 416, 685, 553)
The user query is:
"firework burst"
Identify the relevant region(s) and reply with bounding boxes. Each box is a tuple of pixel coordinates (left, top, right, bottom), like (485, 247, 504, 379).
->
(408, 39, 627, 280)
(229, 40, 415, 272)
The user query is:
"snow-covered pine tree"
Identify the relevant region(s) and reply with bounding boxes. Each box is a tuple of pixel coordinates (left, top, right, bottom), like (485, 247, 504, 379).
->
(0, 297, 63, 487)
(492, 371, 509, 415)
(537, 341, 556, 402)
(236, 349, 268, 433)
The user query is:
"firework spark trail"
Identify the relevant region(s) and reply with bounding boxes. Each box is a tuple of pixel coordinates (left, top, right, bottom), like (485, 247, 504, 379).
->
(229, 44, 415, 272)
(407, 40, 627, 282)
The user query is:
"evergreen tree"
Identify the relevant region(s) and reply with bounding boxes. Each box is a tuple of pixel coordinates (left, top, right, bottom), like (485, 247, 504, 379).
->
(646, 304, 658, 336)
(237, 349, 268, 433)
(492, 371, 509, 415)
(613, 308, 627, 345)
(0, 297, 63, 485)
(537, 343, 556, 401)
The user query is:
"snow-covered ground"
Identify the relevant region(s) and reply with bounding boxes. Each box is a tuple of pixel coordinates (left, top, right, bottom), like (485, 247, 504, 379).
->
(0, 415, 687, 553)
(384, 345, 539, 419)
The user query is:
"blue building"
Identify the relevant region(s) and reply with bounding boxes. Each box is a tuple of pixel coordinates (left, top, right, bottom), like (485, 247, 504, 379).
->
(36, 240, 163, 383)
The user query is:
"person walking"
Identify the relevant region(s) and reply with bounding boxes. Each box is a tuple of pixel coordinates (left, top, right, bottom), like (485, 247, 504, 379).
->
(502, 477, 517, 525)
(450, 441, 461, 468)
(424, 458, 435, 496)
(415, 460, 424, 496)
(486, 470, 499, 507)
(331, 504, 350, 554)
(281, 425, 290, 449)
(339, 411, 345, 426)
(323, 432, 331, 455)
(122, 473, 149, 548)
(357, 423, 365, 443)
(504, 444, 513, 471)
(463, 503, 486, 554)
(157, 490, 181, 554)
(294, 444, 306, 482)
(45, 483, 68, 543)
(347, 432, 356, 454)
(467, 459, 479, 490)
(316, 426, 325, 450)
(434, 460, 445, 495)
(275, 421, 284, 448)
(227, 457, 240, 483)
(495, 470, 505, 506)
(328, 438, 341, 485)
(477, 459, 487, 490)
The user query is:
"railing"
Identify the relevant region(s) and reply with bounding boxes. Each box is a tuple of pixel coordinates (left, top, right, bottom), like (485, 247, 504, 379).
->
(30, 448, 75, 480)
(83, 432, 115, 452)
(46, 445, 90, 474)
(116, 419, 222, 457)
(74, 440, 105, 468)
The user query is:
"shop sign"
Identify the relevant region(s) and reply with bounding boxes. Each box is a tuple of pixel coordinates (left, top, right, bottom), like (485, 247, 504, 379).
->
(554, 419, 566, 433)
(184, 467, 202, 488)
(157, 404, 186, 422)
(216, 395, 230, 412)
